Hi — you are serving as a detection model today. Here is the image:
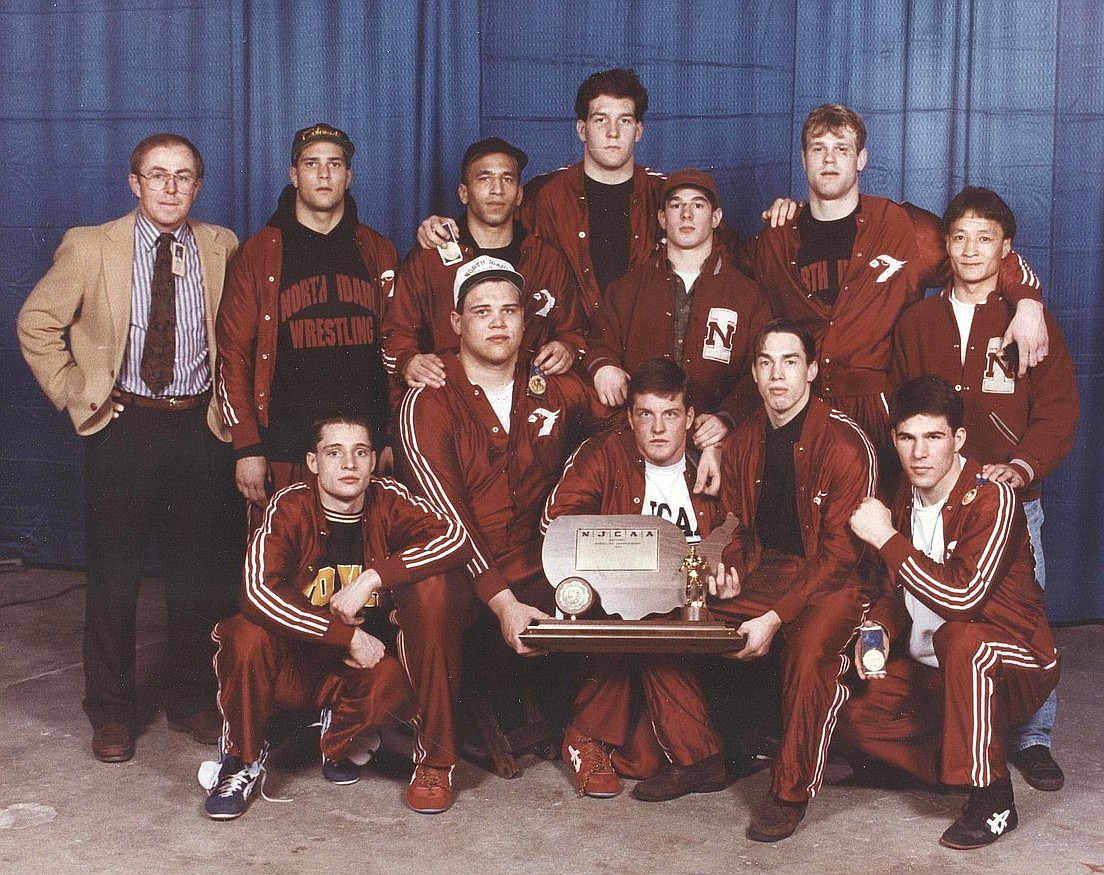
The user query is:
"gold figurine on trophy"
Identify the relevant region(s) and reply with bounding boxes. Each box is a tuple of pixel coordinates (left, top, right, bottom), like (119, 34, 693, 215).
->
(680, 545, 708, 621)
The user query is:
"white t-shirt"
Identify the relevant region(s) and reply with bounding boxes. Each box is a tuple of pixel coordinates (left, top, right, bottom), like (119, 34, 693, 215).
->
(903, 455, 965, 667)
(643, 456, 700, 543)
(673, 270, 699, 294)
(482, 381, 513, 432)
(950, 290, 976, 367)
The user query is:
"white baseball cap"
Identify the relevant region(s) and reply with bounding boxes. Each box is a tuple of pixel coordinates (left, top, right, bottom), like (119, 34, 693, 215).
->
(452, 255, 525, 309)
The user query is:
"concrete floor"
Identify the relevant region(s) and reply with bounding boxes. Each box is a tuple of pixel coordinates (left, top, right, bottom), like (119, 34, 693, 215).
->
(1, 567, 1101, 875)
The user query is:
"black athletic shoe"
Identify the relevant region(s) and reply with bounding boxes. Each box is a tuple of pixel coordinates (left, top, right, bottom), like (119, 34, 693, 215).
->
(1012, 744, 1065, 791)
(940, 775, 1018, 850)
(322, 757, 361, 785)
(205, 756, 263, 821)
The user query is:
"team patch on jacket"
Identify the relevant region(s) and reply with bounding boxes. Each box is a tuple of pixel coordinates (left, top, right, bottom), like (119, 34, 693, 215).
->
(701, 307, 739, 363)
(982, 337, 1016, 394)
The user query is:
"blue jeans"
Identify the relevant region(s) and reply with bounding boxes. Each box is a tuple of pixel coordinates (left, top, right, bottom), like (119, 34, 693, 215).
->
(1009, 498, 1058, 750)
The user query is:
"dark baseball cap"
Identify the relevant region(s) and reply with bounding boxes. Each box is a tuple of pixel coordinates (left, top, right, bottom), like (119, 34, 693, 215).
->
(662, 168, 720, 207)
(461, 137, 529, 175)
(291, 123, 355, 163)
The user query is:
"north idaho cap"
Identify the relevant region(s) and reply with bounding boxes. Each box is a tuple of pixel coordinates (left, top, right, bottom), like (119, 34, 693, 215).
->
(453, 255, 525, 309)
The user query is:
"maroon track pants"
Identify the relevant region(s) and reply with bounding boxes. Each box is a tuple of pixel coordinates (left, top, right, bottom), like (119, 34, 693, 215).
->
(837, 620, 1058, 788)
(570, 652, 723, 769)
(212, 613, 415, 764)
(708, 553, 869, 803)
(393, 571, 697, 770)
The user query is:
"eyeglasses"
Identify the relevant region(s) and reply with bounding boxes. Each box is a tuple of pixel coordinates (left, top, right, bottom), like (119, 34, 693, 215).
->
(137, 171, 199, 192)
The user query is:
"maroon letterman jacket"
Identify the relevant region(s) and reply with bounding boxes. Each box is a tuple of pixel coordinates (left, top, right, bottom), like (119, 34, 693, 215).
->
(398, 354, 614, 604)
(586, 244, 771, 425)
(744, 196, 1042, 404)
(382, 224, 587, 379)
(519, 162, 665, 318)
(216, 222, 398, 452)
(718, 396, 878, 623)
(869, 457, 1058, 669)
(241, 472, 470, 649)
(541, 427, 727, 536)
(890, 285, 1079, 501)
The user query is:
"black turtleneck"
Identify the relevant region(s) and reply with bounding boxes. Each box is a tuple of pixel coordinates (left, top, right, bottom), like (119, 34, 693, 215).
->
(755, 399, 811, 557)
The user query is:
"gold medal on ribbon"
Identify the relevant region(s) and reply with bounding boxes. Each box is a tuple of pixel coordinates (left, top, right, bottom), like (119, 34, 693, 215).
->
(528, 364, 547, 398)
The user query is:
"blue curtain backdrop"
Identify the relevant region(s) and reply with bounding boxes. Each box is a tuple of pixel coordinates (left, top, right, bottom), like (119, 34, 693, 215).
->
(2, 0, 1101, 622)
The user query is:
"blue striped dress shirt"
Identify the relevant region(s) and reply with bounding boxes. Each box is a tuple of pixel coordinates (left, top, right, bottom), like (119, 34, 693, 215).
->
(117, 212, 210, 397)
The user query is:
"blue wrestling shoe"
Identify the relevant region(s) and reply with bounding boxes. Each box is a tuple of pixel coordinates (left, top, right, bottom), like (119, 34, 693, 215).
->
(205, 755, 264, 820)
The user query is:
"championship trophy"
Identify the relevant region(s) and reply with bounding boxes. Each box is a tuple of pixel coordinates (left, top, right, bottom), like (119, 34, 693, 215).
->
(520, 514, 747, 654)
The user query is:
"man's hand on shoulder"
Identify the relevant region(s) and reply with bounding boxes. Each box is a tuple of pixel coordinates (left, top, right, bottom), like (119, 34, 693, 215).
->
(532, 340, 576, 375)
(346, 628, 386, 669)
(692, 413, 729, 449)
(761, 198, 803, 228)
(981, 462, 1026, 489)
(402, 353, 447, 389)
(593, 365, 629, 407)
(487, 589, 550, 656)
(1005, 297, 1049, 375)
(415, 216, 460, 250)
(235, 456, 269, 504)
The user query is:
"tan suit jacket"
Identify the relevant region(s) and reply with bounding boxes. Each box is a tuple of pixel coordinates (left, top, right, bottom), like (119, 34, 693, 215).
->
(17, 210, 239, 438)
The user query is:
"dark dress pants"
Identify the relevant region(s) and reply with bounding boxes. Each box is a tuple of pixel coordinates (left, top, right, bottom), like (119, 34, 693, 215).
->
(82, 403, 238, 728)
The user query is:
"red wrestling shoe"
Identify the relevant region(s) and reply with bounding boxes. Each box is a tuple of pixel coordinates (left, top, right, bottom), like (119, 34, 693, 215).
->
(562, 724, 621, 798)
(406, 765, 454, 813)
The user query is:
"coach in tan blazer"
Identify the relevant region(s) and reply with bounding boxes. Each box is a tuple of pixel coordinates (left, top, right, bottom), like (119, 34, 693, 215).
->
(17, 133, 239, 764)
(19, 212, 236, 438)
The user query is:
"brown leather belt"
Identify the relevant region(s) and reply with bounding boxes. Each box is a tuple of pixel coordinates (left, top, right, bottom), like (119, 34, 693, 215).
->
(113, 389, 210, 411)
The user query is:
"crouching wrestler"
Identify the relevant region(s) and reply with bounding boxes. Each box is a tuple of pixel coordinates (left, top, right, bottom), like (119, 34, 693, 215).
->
(203, 414, 470, 819)
(541, 358, 729, 801)
(838, 375, 1059, 849)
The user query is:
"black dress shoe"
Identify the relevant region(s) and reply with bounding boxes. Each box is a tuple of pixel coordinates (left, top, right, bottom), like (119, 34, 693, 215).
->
(1012, 744, 1065, 791)
(940, 775, 1018, 849)
(92, 722, 135, 763)
(630, 753, 729, 801)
